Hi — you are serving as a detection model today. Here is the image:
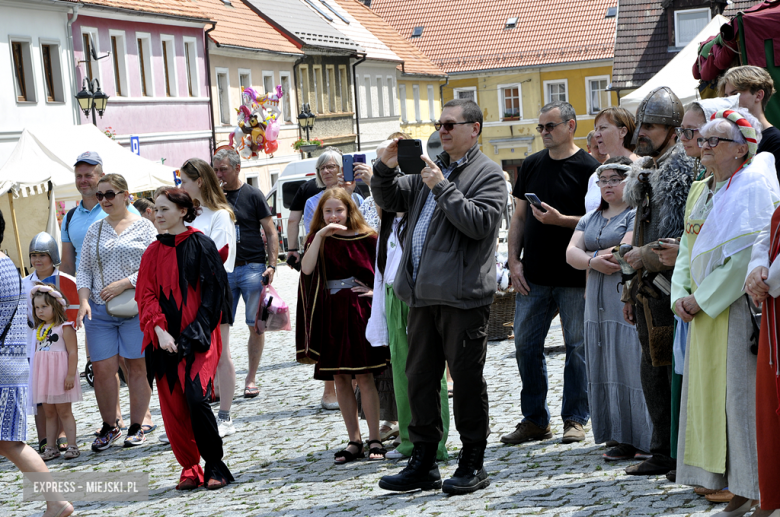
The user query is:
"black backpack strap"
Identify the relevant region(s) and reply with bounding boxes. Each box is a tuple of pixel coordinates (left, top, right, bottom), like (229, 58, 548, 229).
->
(64, 207, 77, 236)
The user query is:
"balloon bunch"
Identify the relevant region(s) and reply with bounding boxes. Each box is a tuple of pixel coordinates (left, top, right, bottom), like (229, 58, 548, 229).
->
(229, 85, 283, 159)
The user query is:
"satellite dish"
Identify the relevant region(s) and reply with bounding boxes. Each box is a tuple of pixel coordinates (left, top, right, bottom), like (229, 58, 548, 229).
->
(426, 130, 442, 159)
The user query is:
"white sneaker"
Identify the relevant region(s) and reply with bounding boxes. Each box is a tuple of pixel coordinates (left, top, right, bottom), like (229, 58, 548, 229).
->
(218, 418, 236, 438)
(386, 449, 407, 459)
(158, 433, 169, 444)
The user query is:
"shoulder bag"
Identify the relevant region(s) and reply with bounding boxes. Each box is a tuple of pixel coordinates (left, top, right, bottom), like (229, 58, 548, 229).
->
(97, 220, 138, 318)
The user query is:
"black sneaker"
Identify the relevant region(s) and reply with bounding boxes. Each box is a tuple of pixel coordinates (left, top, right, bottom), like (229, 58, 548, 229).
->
(603, 443, 637, 461)
(92, 422, 122, 452)
(442, 444, 490, 495)
(378, 443, 441, 492)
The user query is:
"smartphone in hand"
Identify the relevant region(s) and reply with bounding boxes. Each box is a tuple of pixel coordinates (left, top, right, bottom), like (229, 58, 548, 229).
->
(525, 193, 545, 212)
(397, 139, 425, 174)
(342, 154, 354, 182)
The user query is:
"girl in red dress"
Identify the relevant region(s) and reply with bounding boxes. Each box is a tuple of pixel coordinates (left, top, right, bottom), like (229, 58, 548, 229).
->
(136, 188, 233, 490)
(297, 188, 390, 463)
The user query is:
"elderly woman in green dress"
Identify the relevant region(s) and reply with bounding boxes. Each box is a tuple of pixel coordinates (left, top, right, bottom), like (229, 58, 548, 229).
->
(671, 108, 780, 517)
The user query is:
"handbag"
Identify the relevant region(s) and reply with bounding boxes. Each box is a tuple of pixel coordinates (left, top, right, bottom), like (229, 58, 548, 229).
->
(96, 220, 138, 318)
(253, 284, 291, 334)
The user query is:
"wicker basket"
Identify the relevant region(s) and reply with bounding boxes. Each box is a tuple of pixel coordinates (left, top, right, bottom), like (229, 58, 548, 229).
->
(488, 290, 516, 341)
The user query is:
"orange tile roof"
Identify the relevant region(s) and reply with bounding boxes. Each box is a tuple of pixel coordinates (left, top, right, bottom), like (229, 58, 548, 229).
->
(331, 0, 445, 76)
(193, 0, 302, 54)
(368, 0, 617, 74)
(75, 0, 211, 21)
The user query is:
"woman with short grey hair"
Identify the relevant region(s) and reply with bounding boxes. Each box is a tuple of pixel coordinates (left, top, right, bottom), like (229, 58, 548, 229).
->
(303, 147, 365, 234)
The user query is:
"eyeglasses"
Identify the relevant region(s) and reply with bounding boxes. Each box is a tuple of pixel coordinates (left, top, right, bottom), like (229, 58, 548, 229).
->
(595, 178, 624, 187)
(319, 164, 339, 172)
(535, 121, 565, 133)
(697, 136, 736, 148)
(95, 190, 119, 201)
(434, 121, 475, 131)
(675, 127, 699, 140)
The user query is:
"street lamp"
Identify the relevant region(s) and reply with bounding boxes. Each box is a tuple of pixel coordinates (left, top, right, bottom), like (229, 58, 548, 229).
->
(76, 78, 110, 125)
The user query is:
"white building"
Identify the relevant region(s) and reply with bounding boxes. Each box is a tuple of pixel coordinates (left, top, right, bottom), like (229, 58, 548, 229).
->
(0, 0, 79, 166)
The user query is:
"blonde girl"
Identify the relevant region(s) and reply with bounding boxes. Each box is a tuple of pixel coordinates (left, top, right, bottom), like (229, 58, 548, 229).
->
(31, 284, 81, 460)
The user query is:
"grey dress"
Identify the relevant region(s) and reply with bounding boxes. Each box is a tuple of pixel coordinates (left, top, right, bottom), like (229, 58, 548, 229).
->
(0, 256, 28, 442)
(577, 208, 653, 452)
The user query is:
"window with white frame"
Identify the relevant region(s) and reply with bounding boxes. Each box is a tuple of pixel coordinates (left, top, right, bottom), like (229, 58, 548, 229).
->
(327, 66, 336, 112)
(675, 8, 710, 48)
(399, 84, 407, 122)
(339, 65, 349, 112)
(313, 66, 323, 113)
(81, 28, 100, 84)
(300, 65, 310, 108)
(364, 76, 373, 118)
(109, 31, 128, 97)
(183, 37, 199, 97)
(454, 86, 477, 104)
(544, 79, 568, 104)
(136, 33, 153, 96)
(40, 41, 64, 102)
(11, 39, 36, 102)
(216, 69, 230, 124)
(280, 72, 291, 122)
(413, 84, 421, 122)
(427, 85, 435, 121)
(160, 35, 177, 97)
(387, 76, 395, 116)
(586, 76, 610, 114)
(377, 76, 385, 117)
(499, 84, 521, 120)
(262, 71, 274, 96)
(238, 69, 251, 92)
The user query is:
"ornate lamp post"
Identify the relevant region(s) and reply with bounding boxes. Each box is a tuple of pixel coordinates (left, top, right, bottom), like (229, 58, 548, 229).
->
(296, 103, 318, 158)
(75, 78, 109, 126)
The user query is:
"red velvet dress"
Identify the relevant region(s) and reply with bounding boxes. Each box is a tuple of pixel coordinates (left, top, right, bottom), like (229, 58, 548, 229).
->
(758, 206, 780, 510)
(136, 228, 233, 486)
(296, 232, 389, 380)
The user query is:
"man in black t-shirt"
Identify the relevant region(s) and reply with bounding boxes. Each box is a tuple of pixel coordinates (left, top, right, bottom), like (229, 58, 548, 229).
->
(287, 179, 324, 266)
(501, 101, 598, 446)
(720, 66, 780, 181)
(213, 148, 278, 400)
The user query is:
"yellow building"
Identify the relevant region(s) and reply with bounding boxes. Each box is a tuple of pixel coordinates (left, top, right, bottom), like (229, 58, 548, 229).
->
(397, 76, 446, 141)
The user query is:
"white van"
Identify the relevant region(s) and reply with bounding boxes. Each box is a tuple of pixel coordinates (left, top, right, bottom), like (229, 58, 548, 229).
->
(266, 150, 377, 252)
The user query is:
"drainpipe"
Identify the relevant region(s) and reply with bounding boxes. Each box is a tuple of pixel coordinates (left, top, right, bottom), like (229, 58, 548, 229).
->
(439, 75, 449, 109)
(352, 53, 366, 151)
(204, 22, 217, 155)
(66, 5, 80, 125)
(291, 55, 305, 146)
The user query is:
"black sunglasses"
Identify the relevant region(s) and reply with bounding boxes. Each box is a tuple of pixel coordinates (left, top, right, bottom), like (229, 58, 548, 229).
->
(434, 120, 475, 131)
(697, 136, 736, 148)
(536, 121, 565, 133)
(95, 190, 120, 201)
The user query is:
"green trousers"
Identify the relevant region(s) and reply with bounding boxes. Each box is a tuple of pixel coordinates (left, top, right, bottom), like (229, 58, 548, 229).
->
(386, 284, 450, 460)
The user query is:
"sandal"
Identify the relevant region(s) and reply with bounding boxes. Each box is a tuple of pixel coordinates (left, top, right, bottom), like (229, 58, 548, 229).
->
(243, 387, 260, 399)
(367, 439, 387, 461)
(63, 444, 80, 459)
(57, 437, 68, 451)
(40, 445, 60, 461)
(38, 438, 47, 453)
(334, 441, 364, 464)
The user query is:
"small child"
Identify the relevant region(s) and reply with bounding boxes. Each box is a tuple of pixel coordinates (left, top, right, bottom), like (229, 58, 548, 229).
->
(30, 284, 82, 460)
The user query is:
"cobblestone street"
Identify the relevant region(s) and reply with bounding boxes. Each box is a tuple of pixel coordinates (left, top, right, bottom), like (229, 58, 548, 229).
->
(1, 266, 728, 516)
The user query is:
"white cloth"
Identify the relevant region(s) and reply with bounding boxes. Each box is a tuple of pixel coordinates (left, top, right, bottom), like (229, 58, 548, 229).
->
(747, 219, 780, 298)
(366, 217, 403, 347)
(690, 152, 780, 287)
(691, 95, 740, 121)
(585, 172, 602, 212)
(187, 207, 237, 273)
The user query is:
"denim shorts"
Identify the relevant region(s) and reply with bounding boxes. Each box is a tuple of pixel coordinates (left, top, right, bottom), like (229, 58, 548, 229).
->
(84, 299, 145, 362)
(227, 263, 266, 326)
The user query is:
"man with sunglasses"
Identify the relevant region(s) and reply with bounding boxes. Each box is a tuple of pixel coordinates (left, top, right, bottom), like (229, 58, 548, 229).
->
(620, 86, 696, 477)
(372, 99, 506, 495)
(502, 101, 599, 448)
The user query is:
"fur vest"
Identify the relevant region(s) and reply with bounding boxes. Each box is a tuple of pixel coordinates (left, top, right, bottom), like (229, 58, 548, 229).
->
(623, 143, 696, 239)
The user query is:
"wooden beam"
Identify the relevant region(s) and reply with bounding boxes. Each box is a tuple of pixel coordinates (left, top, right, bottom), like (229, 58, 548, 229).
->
(7, 192, 26, 276)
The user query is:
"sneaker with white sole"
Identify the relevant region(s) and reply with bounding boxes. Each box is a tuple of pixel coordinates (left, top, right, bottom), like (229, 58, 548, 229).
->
(92, 422, 122, 452)
(386, 449, 407, 460)
(158, 433, 169, 444)
(123, 423, 145, 447)
(218, 417, 236, 438)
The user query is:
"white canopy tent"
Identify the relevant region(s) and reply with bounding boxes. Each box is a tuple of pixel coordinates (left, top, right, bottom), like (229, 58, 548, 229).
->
(620, 15, 729, 115)
(0, 124, 175, 272)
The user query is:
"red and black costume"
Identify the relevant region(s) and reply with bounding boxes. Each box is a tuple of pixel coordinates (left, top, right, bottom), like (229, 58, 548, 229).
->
(136, 228, 233, 487)
(296, 232, 389, 379)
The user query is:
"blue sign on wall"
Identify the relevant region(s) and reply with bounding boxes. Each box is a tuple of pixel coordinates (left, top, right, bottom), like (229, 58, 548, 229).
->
(130, 136, 140, 155)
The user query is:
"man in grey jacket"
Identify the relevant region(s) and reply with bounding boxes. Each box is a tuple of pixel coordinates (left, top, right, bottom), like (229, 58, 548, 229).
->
(373, 99, 506, 495)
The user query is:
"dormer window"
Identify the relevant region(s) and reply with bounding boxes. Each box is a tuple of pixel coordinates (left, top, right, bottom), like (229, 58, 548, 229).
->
(674, 8, 710, 47)
(506, 17, 518, 29)
(606, 7, 617, 18)
(411, 26, 423, 38)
